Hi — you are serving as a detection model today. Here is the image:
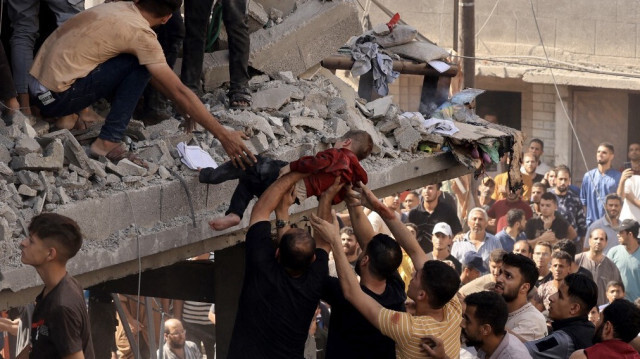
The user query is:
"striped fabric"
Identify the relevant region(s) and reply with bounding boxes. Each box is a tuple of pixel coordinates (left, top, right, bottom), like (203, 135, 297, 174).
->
(378, 296, 462, 359)
(182, 301, 213, 325)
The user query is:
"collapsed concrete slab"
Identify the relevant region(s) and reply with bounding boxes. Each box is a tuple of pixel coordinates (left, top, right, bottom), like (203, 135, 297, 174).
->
(204, 0, 361, 90)
(11, 139, 64, 171)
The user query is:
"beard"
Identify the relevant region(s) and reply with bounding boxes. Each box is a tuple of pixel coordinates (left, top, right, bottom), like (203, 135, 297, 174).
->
(169, 340, 185, 350)
(592, 322, 605, 344)
(462, 330, 483, 348)
(502, 289, 519, 303)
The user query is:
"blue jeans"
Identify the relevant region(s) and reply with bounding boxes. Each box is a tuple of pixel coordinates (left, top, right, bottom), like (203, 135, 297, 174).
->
(32, 54, 151, 143)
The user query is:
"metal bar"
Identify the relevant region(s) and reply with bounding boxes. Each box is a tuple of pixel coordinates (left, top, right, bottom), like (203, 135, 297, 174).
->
(321, 56, 459, 76)
(111, 294, 140, 359)
(145, 297, 158, 359)
(453, 0, 459, 53)
(461, 0, 475, 87)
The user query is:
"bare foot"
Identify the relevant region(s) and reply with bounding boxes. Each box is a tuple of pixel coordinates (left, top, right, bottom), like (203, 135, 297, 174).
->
(55, 114, 80, 130)
(77, 107, 104, 124)
(209, 213, 241, 231)
(90, 138, 121, 157)
(17, 93, 32, 116)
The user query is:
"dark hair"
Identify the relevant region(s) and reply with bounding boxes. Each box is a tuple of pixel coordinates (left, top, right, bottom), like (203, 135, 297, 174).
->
(365, 234, 402, 280)
(421, 260, 460, 309)
(553, 239, 577, 259)
(279, 228, 316, 273)
(565, 273, 598, 316)
(605, 193, 623, 205)
(464, 291, 508, 335)
(598, 142, 615, 154)
(552, 250, 573, 264)
(554, 165, 571, 178)
(502, 253, 538, 294)
(506, 209, 525, 227)
(535, 241, 552, 253)
(343, 130, 373, 160)
(606, 280, 625, 293)
(532, 182, 546, 190)
(340, 227, 354, 236)
(136, 0, 183, 17)
(405, 222, 418, 232)
(540, 192, 558, 205)
(28, 213, 83, 261)
(623, 221, 640, 238)
(514, 239, 532, 255)
(601, 299, 640, 342)
(490, 249, 507, 264)
(424, 182, 442, 191)
(529, 139, 544, 151)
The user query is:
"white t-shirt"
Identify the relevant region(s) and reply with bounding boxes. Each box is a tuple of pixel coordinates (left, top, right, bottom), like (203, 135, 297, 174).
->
(620, 175, 640, 221)
(367, 211, 398, 238)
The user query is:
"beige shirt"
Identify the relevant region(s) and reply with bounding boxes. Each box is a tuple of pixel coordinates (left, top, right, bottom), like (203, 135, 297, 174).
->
(575, 252, 622, 306)
(459, 273, 495, 297)
(505, 302, 547, 341)
(30, 2, 165, 92)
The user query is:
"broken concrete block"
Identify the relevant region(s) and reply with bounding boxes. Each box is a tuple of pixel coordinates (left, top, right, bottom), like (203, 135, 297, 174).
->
(69, 163, 92, 178)
(273, 71, 296, 84)
(18, 184, 37, 197)
(0, 124, 23, 139)
(369, 24, 417, 48)
(248, 0, 361, 77)
(247, 0, 269, 32)
(0, 162, 13, 176)
(11, 139, 64, 171)
(115, 159, 147, 177)
(122, 175, 143, 184)
(248, 74, 271, 87)
(138, 140, 174, 167)
(386, 41, 449, 63)
(87, 159, 107, 178)
(289, 116, 324, 131)
(328, 97, 347, 116)
(16, 171, 43, 190)
(57, 187, 71, 204)
(32, 118, 50, 137)
(14, 137, 42, 156)
(248, 132, 270, 154)
(105, 174, 121, 184)
(365, 96, 393, 119)
(42, 129, 93, 173)
(146, 162, 159, 177)
(267, 115, 283, 127)
(146, 119, 181, 140)
(394, 125, 422, 152)
(0, 146, 10, 164)
(251, 86, 299, 111)
(376, 119, 401, 134)
(303, 88, 329, 118)
(203, 51, 230, 91)
(33, 195, 45, 214)
(328, 117, 349, 137)
(0, 203, 17, 223)
(0, 217, 10, 242)
(158, 166, 171, 179)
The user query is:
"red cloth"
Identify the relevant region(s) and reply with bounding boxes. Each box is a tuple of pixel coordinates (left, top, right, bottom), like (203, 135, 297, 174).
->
(289, 148, 368, 204)
(584, 339, 640, 359)
(487, 199, 534, 233)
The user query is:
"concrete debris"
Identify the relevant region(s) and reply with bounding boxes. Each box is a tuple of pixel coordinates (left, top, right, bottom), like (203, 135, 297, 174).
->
(114, 159, 148, 177)
(14, 137, 42, 156)
(57, 187, 71, 204)
(247, 0, 269, 32)
(289, 116, 324, 131)
(248, 74, 271, 87)
(268, 8, 283, 23)
(87, 159, 107, 179)
(365, 96, 394, 119)
(394, 125, 422, 152)
(248, 0, 361, 77)
(18, 184, 37, 197)
(158, 166, 171, 179)
(0, 162, 13, 176)
(0, 217, 10, 242)
(251, 85, 301, 111)
(328, 117, 349, 137)
(246, 132, 270, 154)
(203, 51, 231, 91)
(69, 163, 92, 178)
(386, 41, 450, 63)
(11, 139, 64, 171)
(272, 71, 297, 84)
(0, 146, 11, 164)
(42, 129, 93, 173)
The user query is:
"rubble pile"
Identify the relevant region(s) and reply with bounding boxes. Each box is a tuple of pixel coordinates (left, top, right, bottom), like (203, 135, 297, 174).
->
(0, 76, 517, 271)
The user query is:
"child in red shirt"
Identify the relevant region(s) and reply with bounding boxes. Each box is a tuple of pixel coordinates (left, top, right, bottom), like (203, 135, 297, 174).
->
(200, 130, 373, 230)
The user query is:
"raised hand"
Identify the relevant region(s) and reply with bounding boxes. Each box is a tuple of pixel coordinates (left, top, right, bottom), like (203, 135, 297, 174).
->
(309, 211, 340, 246)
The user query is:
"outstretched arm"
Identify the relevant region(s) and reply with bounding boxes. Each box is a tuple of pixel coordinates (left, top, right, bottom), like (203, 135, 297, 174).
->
(250, 172, 308, 226)
(355, 182, 428, 271)
(310, 212, 383, 329)
(315, 177, 344, 253)
(344, 185, 376, 250)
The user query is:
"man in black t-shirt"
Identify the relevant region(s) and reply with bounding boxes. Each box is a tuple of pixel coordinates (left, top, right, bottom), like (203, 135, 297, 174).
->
(19, 213, 94, 359)
(407, 183, 462, 253)
(317, 180, 431, 358)
(227, 171, 329, 359)
(524, 192, 577, 246)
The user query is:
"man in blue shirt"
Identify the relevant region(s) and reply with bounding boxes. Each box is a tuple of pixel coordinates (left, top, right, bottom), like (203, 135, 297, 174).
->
(581, 143, 621, 227)
(607, 219, 640, 302)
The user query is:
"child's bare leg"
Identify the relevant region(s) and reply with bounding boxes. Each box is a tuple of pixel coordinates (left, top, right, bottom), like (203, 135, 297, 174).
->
(209, 213, 241, 230)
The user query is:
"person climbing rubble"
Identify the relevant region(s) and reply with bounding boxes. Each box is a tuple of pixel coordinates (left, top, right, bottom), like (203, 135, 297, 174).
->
(27, 0, 256, 169)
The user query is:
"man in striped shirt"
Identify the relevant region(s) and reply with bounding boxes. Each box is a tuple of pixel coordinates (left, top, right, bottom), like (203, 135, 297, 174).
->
(311, 183, 462, 359)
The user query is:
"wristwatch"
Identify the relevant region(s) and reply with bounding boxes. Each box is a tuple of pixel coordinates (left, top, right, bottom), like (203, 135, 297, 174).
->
(276, 219, 290, 229)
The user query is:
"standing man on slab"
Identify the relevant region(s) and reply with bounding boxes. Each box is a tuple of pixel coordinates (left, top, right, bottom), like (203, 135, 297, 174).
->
(581, 143, 621, 227)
